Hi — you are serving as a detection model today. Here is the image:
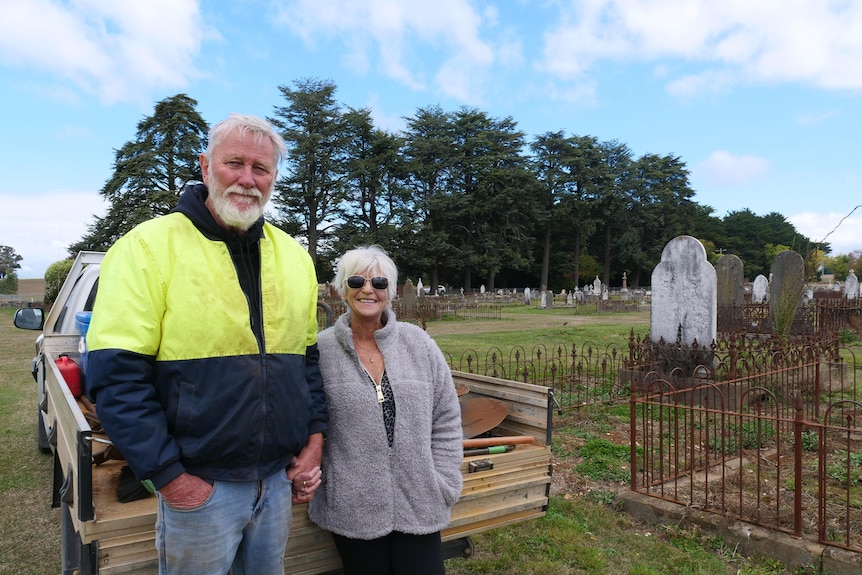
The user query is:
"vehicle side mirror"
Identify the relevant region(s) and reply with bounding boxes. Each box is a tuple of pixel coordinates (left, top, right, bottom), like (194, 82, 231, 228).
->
(14, 307, 44, 330)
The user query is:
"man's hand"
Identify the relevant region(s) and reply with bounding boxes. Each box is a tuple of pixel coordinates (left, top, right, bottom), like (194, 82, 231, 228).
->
(288, 432, 324, 503)
(158, 472, 213, 510)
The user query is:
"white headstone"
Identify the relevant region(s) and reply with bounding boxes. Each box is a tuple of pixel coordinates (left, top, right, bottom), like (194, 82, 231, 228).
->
(540, 291, 547, 308)
(524, 287, 531, 305)
(480, 284, 485, 294)
(593, 276, 602, 294)
(650, 235, 717, 347)
(845, 270, 858, 300)
(417, 278, 424, 297)
(752, 274, 769, 304)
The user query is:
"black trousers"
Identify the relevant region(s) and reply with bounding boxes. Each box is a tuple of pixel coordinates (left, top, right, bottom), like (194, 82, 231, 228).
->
(331, 530, 444, 575)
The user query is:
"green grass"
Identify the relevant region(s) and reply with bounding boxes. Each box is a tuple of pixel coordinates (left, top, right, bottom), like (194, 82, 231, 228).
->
(430, 305, 648, 358)
(0, 307, 60, 575)
(444, 497, 806, 575)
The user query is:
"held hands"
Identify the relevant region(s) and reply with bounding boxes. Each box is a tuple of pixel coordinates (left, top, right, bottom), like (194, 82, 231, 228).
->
(289, 464, 322, 504)
(288, 432, 325, 503)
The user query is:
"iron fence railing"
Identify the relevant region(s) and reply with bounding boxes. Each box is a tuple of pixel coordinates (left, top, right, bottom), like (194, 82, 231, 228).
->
(630, 348, 862, 553)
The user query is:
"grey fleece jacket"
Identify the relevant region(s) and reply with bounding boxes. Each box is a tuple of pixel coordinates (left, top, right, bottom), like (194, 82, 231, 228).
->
(308, 308, 463, 539)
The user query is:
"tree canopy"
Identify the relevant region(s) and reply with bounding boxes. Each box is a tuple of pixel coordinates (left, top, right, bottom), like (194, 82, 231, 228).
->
(70, 94, 207, 253)
(0, 245, 22, 294)
(71, 83, 826, 289)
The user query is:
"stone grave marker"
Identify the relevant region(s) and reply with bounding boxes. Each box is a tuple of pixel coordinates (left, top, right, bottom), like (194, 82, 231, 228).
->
(752, 274, 769, 304)
(650, 235, 717, 347)
(403, 279, 416, 312)
(768, 250, 805, 336)
(845, 270, 859, 300)
(715, 254, 745, 307)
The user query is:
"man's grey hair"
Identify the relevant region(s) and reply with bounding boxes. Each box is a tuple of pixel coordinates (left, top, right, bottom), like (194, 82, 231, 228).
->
(206, 113, 286, 165)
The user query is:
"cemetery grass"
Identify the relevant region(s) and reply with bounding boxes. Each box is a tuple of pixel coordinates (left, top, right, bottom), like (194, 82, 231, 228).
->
(0, 307, 59, 575)
(0, 306, 817, 575)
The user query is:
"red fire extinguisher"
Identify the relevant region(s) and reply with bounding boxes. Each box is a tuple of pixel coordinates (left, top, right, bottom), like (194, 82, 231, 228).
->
(56, 354, 82, 398)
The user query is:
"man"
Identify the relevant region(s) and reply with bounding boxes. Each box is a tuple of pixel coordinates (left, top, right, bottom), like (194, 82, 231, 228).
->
(87, 114, 327, 574)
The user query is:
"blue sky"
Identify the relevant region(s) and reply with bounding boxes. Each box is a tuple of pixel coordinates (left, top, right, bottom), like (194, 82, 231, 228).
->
(2, 0, 861, 278)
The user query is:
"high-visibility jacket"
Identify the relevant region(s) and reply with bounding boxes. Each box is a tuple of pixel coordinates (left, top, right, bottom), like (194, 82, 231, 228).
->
(87, 186, 326, 488)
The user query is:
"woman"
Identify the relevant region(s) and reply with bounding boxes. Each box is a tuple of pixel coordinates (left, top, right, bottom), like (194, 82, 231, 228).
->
(309, 245, 463, 575)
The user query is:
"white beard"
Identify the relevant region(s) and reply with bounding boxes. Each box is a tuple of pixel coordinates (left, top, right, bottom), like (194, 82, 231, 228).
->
(210, 184, 265, 230)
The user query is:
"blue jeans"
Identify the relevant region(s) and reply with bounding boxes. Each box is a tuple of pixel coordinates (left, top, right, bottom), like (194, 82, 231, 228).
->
(156, 470, 293, 575)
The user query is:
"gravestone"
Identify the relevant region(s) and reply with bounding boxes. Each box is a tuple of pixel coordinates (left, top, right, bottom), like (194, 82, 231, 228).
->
(416, 278, 424, 298)
(769, 250, 805, 335)
(524, 287, 531, 305)
(650, 235, 717, 347)
(540, 291, 547, 308)
(566, 291, 573, 305)
(715, 254, 745, 307)
(593, 276, 602, 295)
(545, 290, 554, 310)
(845, 270, 858, 300)
(403, 279, 416, 312)
(752, 274, 769, 304)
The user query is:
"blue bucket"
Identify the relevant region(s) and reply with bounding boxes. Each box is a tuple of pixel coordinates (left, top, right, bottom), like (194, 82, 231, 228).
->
(75, 311, 92, 387)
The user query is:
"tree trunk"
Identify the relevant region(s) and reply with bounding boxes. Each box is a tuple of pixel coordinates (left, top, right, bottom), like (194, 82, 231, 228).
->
(602, 224, 612, 287)
(540, 221, 551, 292)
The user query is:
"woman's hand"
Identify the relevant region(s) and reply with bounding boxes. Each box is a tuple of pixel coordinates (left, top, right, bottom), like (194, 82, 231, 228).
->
(290, 464, 322, 503)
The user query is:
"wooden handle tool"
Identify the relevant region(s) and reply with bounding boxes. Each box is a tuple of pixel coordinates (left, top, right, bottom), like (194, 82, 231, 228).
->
(462, 435, 536, 449)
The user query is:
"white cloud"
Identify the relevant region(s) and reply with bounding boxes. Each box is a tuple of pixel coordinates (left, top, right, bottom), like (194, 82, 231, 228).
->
(795, 109, 840, 126)
(0, 0, 204, 105)
(272, 0, 496, 101)
(691, 151, 771, 187)
(0, 190, 108, 278)
(538, 0, 862, 96)
(789, 210, 862, 255)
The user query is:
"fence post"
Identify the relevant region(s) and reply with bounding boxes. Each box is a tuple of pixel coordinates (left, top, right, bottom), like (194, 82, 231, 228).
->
(793, 391, 803, 538)
(630, 391, 638, 491)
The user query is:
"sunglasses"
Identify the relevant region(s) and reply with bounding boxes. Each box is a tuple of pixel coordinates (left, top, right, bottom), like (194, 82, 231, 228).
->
(346, 275, 389, 290)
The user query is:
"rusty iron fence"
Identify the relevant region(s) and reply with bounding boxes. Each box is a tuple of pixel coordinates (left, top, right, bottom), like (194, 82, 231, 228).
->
(718, 299, 862, 336)
(442, 339, 632, 407)
(443, 332, 862, 553)
(629, 345, 862, 553)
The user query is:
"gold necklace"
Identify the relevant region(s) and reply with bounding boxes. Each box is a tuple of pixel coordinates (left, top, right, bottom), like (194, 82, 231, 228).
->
(355, 341, 380, 364)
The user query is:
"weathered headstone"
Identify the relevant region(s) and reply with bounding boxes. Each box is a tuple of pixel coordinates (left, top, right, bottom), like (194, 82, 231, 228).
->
(540, 291, 547, 308)
(480, 284, 485, 294)
(593, 276, 602, 295)
(715, 254, 745, 308)
(752, 274, 769, 304)
(769, 250, 805, 337)
(650, 235, 717, 347)
(621, 272, 628, 292)
(524, 287, 531, 305)
(545, 290, 554, 310)
(403, 279, 416, 312)
(566, 291, 573, 305)
(845, 270, 858, 300)
(416, 278, 424, 298)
